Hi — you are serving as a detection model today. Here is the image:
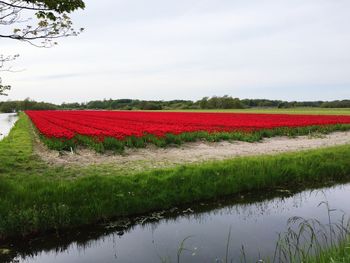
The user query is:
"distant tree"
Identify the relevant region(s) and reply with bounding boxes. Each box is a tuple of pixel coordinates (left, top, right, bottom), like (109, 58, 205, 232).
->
(0, 0, 85, 95)
(321, 100, 350, 108)
(110, 99, 133, 109)
(139, 101, 162, 110)
(86, 100, 106, 109)
(220, 95, 244, 109)
(0, 100, 17, 112)
(277, 102, 289, 108)
(61, 102, 81, 109)
(0, 98, 57, 112)
(199, 97, 209, 109)
(198, 97, 208, 109)
(197, 96, 244, 109)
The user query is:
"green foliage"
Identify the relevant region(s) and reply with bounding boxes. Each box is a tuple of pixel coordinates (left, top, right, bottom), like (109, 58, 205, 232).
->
(321, 100, 350, 108)
(1, 0, 85, 44)
(81, 99, 195, 110)
(198, 95, 245, 109)
(0, 98, 57, 113)
(30, 0, 85, 13)
(2, 98, 350, 112)
(307, 240, 350, 263)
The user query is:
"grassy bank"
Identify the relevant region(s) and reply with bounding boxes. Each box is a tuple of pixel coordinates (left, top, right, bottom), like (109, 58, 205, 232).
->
(266, 205, 350, 263)
(2, 114, 350, 241)
(307, 240, 350, 263)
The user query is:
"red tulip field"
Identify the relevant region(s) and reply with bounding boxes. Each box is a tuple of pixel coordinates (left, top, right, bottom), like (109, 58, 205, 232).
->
(25, 110, 350, 152)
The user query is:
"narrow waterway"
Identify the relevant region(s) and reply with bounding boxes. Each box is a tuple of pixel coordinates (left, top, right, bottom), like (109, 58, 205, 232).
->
(0, 113, 18, 141)
(3, 182, 350, 263)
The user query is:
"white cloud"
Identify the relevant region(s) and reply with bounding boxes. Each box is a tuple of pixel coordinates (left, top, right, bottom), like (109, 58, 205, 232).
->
(1, 0, 350, 103)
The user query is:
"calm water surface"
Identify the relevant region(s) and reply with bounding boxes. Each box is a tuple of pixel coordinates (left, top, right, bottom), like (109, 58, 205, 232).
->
(0, 113, 18, 140)
(3, 183, 350, 263)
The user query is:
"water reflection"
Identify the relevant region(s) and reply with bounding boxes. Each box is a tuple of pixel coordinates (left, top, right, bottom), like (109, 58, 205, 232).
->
(2, 183, 350, 263)
(0, 113, 18, 140)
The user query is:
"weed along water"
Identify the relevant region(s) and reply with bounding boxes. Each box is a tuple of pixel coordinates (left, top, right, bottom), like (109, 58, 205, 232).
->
(0, 113, 17, 140)
(4, 183, 350, 263)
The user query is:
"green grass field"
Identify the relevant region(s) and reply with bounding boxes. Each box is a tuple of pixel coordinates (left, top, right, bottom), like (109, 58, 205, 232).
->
(163, 107, 350, 115)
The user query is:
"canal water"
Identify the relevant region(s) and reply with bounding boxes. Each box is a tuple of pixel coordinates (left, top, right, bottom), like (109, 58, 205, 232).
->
(3, 182, 350, 263)
(0, 113, 18, 141)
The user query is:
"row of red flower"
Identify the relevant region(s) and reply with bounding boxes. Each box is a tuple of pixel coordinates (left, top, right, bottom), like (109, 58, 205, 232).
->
(25, 110, 350, 140)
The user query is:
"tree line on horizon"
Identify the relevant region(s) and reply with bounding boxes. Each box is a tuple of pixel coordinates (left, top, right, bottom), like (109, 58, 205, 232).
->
(1, 96, 350, 113)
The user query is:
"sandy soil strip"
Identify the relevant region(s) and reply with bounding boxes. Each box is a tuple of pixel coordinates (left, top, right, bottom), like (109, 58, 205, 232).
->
(34, 131, 350, 170)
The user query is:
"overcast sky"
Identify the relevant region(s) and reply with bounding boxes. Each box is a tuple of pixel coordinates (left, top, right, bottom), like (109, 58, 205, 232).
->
(1, 0, 350, 103)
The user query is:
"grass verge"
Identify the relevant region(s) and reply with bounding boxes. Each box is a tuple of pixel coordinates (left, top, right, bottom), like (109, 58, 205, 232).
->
(164, 107, 350, 115)
(1, 113, 350, 242)
(309, 240, 350, 263)
(304, 239, 350, 263)
(266, 202, 350, 263)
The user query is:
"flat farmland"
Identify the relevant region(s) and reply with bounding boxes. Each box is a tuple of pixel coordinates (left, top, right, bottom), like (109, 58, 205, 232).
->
(167, 108, 350, 115)
(26, 110, 350, 152)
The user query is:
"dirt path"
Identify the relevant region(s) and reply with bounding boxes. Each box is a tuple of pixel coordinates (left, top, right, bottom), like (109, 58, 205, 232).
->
(34, 131, 350, 170)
